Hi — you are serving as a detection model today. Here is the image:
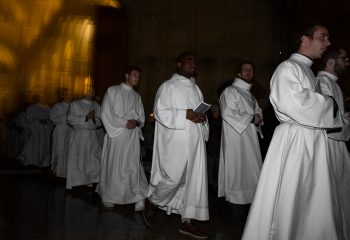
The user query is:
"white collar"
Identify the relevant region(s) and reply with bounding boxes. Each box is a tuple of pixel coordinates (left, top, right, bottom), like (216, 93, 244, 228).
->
(232, 77, 252, 90)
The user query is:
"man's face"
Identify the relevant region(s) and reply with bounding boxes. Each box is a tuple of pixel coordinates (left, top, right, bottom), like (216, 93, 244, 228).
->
(86, 87, 95, 99)
(305, 26, 331, 59)
(334, 49, 349, 76)
(177, 55, 196, 78)
(62, 90, 70, 102)
(238, 63, 254, 82)
(125, 70, 141, 87)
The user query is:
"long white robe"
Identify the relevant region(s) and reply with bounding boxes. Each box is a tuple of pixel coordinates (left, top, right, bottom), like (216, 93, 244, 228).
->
(242, 53, 343, 240)
(96, 83, 148, 209)
(66, 99, 102, 189)
(218, 78, 263, 204)
(50, 101, 71, 178)
(318, 70, 350, 240)
(20, 103, 53, 167)
(148, 73, 209, 221)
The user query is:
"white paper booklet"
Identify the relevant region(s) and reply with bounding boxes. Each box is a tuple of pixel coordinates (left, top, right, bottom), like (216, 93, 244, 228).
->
(194, 102, 212, 113)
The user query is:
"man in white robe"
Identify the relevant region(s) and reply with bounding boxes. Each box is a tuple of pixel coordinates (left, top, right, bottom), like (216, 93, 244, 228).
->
(317, 46, 350, 240)
(96, 66, 148, 211)
(143, 52, 209, 239)
(218, 61, 263, 224)
(242, 25, 344, 240)
(20, 95, 53, 167)
(50, 88, 71, 178)
(66, 87, 102, 189)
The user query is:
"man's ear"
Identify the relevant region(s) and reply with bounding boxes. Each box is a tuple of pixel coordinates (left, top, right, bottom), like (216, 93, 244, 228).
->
(176, 62, 181, 69)
(237, 73, 242, 78)
(301, 35, 310, 47)
(327, 58, 335, 68)
(124, 73, 129, 80)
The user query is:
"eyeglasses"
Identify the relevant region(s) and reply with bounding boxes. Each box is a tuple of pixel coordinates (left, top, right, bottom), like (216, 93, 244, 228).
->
(335, 57, 349, 62)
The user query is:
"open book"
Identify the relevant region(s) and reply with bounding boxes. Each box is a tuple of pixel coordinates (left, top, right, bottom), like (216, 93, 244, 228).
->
(194, 101, 212, 113)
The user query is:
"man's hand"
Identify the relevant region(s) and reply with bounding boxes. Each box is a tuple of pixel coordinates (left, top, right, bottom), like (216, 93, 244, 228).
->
(186, 109, 206, 124)
(86, 110, 96, 123)
(126, 119, 140, 129)
(252, 114, 263, 126)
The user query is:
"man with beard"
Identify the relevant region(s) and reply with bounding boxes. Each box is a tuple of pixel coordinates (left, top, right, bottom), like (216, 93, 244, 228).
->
(218, 61, 263, 225)
(242, 24, 343, 240)
(317, 46, 350, 239)
(143, 52, 209, 239)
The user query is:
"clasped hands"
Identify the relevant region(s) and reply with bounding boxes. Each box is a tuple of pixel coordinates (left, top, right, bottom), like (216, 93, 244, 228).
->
(126, 119, 140, 129)
(186, 109, 206, 124)
(86, 110, 96, 124)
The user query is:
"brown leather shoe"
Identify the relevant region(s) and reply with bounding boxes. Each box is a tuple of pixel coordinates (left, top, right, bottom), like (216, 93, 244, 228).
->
(143, 198, 156, 227)
(179, 222, 208, 239)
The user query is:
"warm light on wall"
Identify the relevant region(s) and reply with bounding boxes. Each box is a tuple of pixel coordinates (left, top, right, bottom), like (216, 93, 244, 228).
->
(0, 0, 122, 121)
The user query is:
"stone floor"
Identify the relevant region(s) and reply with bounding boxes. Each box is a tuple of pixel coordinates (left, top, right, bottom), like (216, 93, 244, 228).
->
(0, 157, 244, 240)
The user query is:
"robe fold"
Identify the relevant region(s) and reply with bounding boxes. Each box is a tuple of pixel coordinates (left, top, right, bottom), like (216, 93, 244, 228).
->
(50, 101, 71, 178)
(148, 73, 209, 221)
(218, 78, 262, 204)
(20, 103, 53, 167)
(96, 83, 148, 209)
(66, 99, 102, 189)
(318, 70, 350, 240)
(242, 53, 343, 240)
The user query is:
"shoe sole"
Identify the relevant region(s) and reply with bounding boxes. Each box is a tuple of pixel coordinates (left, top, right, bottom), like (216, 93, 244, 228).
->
(178, 229, 208, 239)
(142, 210, 153, 227)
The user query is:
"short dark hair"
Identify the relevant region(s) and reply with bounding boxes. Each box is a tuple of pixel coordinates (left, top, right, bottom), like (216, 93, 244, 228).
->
(176, 51, 195, 63)
(294, 24, 325, 51)
(319, 46, 343, 69)
(238, 60, 255, 73)
(124, 65, 141, 75)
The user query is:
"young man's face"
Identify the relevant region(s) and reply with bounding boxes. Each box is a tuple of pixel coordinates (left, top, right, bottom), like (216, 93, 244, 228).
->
(125, 70, 141, 87)
(305, 26, 331, 59)
(238, 63, 254, 83)
(177, 54, 196, 78)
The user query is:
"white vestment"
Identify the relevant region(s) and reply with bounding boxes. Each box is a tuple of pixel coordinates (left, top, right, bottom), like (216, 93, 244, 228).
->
(218, 78, 263, 204)
(96, 83, 148, 209)
(50, 101, 71, 178)
(148, 73, 209, 221)
(66, 99, 102, 189)
(20, 103, 52, 167)
(318, 70, 350, 240)
(242, 54, 343, 240)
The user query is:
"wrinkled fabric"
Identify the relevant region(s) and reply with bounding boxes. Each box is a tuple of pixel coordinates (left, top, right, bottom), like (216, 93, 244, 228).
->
(318, 70, 350, 240)
(218, 78, 262, 204)
(50, 101, 71, 178)
(96, 83, 148, 209)
(242, 54, 343, 240)
(20, 104, 53, 167)
(66, 99, 102, 189)
(148, 73, 209, 221)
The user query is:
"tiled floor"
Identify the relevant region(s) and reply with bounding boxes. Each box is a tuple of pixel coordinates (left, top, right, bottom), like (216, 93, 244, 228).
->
(0, 158, 244, 240)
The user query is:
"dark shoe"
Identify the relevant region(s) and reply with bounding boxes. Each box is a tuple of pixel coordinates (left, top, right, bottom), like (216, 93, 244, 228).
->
(179, 222, 208, 239)
(143, 198, 156, 227)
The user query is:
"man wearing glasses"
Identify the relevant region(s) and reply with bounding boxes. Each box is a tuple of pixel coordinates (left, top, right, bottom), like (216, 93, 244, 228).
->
(317, 46, 350, 239)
